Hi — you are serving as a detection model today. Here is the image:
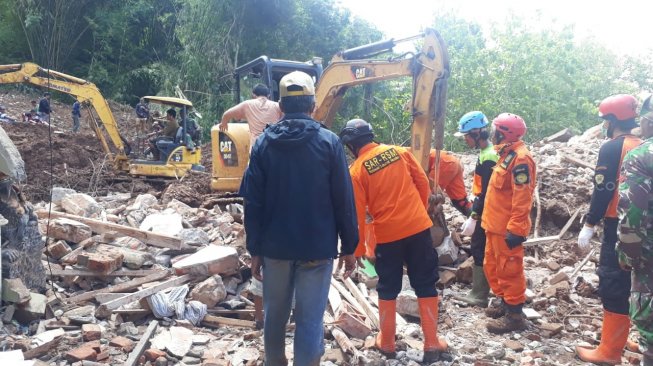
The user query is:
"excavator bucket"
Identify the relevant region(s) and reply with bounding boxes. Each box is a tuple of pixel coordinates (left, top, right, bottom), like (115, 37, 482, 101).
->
(0, 125, 25, 182)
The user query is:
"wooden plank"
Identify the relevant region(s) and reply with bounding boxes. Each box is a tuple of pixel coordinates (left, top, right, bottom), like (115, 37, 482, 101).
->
(95, 275, 192, 318)
(95, 293, 131, 303)
(124, 320, 158, 366)
(36, 210, 182, 250)
(562, 154, 595, 170)
(65, 270, 170, 304)
(330, 278, 366, 316)
(49, 268, 162, 278)
(206, 309, 256, 315)
(343, 278, 379, 329)
(523, 235, 559, 247)
(201, 314, 257, 329)
(558, 207, 581, 239)
(328, 285, 343, 314)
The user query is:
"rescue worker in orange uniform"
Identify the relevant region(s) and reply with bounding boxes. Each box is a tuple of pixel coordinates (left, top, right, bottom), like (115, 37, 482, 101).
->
(339, 119, 447, 362)
(427, 150, 472, 216)
(481, 113, 536, 334)
(575, 94, 642, 364)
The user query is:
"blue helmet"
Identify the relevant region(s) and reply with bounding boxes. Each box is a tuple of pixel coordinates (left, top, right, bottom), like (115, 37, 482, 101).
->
(455, 111, 489, 136)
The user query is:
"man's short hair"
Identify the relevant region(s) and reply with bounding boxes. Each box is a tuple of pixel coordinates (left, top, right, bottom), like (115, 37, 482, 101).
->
(252, 84, 270, 97)
(166, 108, 176, 118)
(279, 95, 315, 114)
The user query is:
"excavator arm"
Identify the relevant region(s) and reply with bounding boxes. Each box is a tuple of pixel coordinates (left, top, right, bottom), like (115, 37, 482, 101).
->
(0, 63, 130, 171)
(314, 28, 449, 172)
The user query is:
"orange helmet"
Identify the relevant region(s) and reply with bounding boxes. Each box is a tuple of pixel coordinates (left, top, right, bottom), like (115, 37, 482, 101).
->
(599, 94, 638, 122)
(492, 113, 526, 143)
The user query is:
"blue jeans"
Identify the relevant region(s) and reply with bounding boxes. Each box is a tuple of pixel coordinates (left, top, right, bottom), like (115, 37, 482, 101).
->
(262, 257, 333, 366)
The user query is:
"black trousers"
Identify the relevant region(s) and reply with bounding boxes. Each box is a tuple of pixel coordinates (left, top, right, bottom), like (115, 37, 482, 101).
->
(375, 229, 439, 300)
(470, 222, 487, 267)
(598, 218, 631, 315)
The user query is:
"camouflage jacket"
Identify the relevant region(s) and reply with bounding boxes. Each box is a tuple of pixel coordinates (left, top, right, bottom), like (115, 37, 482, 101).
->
(618, 138, 653, 292)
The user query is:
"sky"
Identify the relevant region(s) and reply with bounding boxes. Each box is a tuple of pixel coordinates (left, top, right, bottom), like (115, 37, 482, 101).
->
(339, 0, 652, 57)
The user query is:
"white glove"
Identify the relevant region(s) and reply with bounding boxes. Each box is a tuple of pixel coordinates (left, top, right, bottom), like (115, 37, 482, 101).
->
(460, 217, 477, 236)
(577, 225, 595, 253)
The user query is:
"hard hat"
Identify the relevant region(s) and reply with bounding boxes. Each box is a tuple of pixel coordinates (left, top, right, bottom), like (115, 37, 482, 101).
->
(279, 71, 315, 98)
(454, 111, 489, 137)
(492, 113, 527, 143)
(339, 119, 374, 145)
(641, 93, 652, 116)
(599, 94, 638, 121)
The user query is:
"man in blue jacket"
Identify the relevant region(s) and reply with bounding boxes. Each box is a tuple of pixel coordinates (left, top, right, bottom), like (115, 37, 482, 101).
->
(240, 71, 359, 366)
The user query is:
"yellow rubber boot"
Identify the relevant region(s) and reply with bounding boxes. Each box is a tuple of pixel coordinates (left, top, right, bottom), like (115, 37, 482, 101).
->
(418, 296, 448, 362)
(375, 299, 396, 357)
(575, 310, 629, 365)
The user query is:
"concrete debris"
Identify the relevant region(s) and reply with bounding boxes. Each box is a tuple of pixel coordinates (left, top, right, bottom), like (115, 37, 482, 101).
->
(190, 275, 227, 307)
(61, 193, 102, 218)
(172, 245, 239, 276)
(455, 256, 474, 284)
(396, 290, 419, 318)
(47, 217, 92, 243)
(2, 278, 31, 304)
(127, 193, 157, 211)
(139, 211, 183, 236)
(51, 187, 77, 205)
(178, 227, 210, 247)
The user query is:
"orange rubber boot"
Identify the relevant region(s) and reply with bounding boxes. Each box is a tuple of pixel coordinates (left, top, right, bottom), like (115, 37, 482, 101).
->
(375, 299, 396, 357)
(418, 297, 448, 362)
(575, 310, 629, 365)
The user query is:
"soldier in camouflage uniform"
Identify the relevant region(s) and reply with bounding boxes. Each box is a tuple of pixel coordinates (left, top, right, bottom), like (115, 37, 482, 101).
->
(618, 109, 653, 366)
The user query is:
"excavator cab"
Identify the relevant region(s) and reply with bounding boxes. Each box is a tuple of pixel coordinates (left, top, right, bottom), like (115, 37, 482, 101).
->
(210, 57, 323, 192)
(130, 96, 204, 178)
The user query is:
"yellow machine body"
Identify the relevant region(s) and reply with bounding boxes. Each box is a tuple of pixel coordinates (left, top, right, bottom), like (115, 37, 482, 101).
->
(210, 123, 250, 192)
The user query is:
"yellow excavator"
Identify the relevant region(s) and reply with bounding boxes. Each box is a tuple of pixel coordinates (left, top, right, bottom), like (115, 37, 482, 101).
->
(0, 63, 203, 178)
(211, 28, 449, 192)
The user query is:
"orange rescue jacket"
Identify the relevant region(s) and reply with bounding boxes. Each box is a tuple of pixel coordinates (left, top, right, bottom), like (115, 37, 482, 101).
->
(350, 143, 432, 256)
(427, 150, 468, 202)
(481, 141, 536, 237)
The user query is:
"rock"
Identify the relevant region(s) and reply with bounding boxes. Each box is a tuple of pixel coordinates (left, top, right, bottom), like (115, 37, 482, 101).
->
(539, 322, 564, 337)
(2, 305, 15, 323)
(485, 347, 506, 359)
(167, 199, 195, 217)
(190, 275, 227, 307)
(47, 218, 92, 243)
(396, 290, 419, 318)
(1, 278, 31, 304)
(61, 193, 102, 217)
(65, 344, 98, 362)
(436, 235, 458, 265)
(118, 322, 139, 336)
(140, 212, 183, 236)
(51, 187, 77, 205)
(82, 324, 102, 341)
(166, 326, 193, 358)
(127, 193, 158, 211)
(323, 348, 346, 364)
(456, 257, 474, 284)
(178, 228, 210, 247)
(155, 356, 168, 366)
(145, 348, 167, 361)
(182, 356, 202, 365)
(13, 293, 46, 323)
(110, 336, 135, 352)
(549, 271, 569, 285)
(504, 340, 524, 352)
(173, 245, 239, 276)
(46, 240, 71, 259)
(77, 249, 124, 274)
(438, 270, 456, 287)
(546, 261, 561, 272)
(32, 328, 65, 346)
(97, 244, 153, 270)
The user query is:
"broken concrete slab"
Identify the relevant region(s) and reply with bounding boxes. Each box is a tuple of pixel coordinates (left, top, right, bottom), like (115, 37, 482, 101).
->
(178, 228, 210, 247)
(51, 187, 76, 205)
(139, 212, 183, 237)
(190, 275, 227, 307)
(61, 193, 102, 218)
(173, 245, 239, 276)
(47, 218, 92, 244)
(2, 278, 31, 304)
(127, 194, 157, 211)
(14, 293, 46, 324)
(167, 326, 194, 358)
(46, 240, 71, 259)
(2, 304, 15, 323)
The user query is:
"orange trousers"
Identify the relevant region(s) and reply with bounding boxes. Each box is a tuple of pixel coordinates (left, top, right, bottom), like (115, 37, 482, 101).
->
(483, 232, 526, 305)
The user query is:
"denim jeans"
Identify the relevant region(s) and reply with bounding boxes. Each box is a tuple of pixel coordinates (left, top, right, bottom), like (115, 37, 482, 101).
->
(262, 257, 333, 366)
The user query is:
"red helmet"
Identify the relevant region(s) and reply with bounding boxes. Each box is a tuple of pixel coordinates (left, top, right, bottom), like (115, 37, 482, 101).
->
(492, 113, 526, 143)
(599, 94, 638, 121)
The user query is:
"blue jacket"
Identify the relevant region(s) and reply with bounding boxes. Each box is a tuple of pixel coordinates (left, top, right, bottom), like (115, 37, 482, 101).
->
(72, 101, 81, 117)
(241, 113, 359, 260)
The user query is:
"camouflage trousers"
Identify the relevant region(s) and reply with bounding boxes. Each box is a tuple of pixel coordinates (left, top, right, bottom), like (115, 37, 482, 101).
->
(631, 292, 653, 361)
